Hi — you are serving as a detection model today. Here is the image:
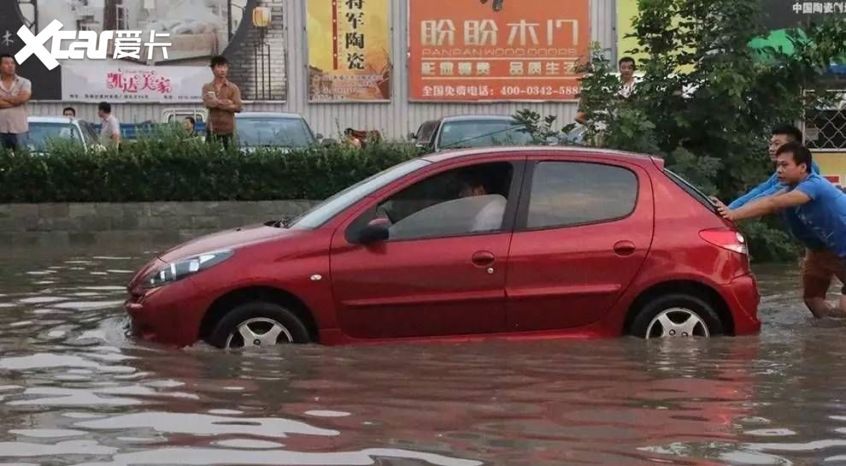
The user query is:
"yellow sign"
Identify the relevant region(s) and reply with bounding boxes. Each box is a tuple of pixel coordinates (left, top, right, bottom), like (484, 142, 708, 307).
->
(307, 0, 392, 102)
(616, 0, 691, 71)
(814, 152, 846, 186)
(617, 0, 643, 60)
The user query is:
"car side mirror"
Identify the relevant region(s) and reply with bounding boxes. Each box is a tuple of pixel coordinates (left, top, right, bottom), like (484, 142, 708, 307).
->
(408, 132, 417, 141)
(316, 133, 325, 141)
(357, 221, 389, 245)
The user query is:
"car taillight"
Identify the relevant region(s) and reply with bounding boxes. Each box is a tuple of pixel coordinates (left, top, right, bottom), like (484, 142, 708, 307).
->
(700, 229, 748, 255)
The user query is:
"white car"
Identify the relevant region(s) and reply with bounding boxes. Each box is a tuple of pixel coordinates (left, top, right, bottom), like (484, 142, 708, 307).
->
(25, 116, 100, 153)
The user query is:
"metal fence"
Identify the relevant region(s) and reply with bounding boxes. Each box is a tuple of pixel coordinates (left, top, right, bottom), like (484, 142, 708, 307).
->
(804, 91, 846, 151)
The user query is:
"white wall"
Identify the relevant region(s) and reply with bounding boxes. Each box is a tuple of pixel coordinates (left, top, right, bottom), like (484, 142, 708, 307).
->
(30, 0, 618, 140)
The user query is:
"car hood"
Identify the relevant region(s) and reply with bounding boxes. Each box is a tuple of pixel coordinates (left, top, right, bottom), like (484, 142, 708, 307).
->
(158, 223, 305, 263)
(239, 145, 294, 155)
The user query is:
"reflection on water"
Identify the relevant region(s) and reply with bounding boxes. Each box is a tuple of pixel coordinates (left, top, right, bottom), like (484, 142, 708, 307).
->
(1, 248, 846, 465)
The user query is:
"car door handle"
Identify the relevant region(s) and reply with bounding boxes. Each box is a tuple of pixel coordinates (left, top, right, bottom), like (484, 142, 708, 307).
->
(471, 251, 496, 267)
(614, 241, 637, 256)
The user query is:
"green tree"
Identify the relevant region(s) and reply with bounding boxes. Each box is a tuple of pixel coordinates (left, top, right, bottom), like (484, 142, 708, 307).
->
(571, 0, 846, 261)
(513, 109, 560, 144)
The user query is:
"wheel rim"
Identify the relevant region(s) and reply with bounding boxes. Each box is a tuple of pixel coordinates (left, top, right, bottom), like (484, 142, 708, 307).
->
(645, 308, 710, 339)
(225, 317, 294, 349)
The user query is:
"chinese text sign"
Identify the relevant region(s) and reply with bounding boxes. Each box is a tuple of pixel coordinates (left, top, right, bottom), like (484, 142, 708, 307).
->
(307, 0, 392, 102)
(409, 0, 590, 102)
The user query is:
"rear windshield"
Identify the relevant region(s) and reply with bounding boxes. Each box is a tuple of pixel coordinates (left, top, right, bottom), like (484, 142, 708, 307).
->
(438, 120, 533, 149)
(663, 169, 718, 213)
(236, 117, 315, 148)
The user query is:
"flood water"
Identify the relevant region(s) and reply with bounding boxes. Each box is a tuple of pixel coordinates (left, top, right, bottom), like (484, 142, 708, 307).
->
(2, 243, 846, 465)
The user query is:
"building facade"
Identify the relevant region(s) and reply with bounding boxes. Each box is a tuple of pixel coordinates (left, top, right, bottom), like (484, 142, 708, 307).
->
(11, 0, 846, 179)
(24, 0, 617, 140)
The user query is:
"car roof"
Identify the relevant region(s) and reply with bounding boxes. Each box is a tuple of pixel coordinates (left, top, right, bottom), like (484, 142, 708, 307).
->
(440, 115, 518, 123)
(236, 112, 305, 119)
(28, 116, 78, 124)
(421, 146, 657, 165)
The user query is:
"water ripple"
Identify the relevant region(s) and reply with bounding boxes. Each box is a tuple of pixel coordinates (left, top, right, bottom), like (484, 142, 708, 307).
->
(0, 251, 844, 465)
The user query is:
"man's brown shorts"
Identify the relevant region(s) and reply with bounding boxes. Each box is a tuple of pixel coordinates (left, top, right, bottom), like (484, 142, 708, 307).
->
(801, 249, 846, 298)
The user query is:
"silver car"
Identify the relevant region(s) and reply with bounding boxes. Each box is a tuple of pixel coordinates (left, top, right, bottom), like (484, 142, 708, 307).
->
(411, 115, 534, 153)
(235, 112, 321, 152)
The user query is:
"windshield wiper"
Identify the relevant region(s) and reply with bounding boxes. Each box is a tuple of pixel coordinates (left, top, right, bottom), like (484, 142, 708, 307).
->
(265, 216, 293, 228)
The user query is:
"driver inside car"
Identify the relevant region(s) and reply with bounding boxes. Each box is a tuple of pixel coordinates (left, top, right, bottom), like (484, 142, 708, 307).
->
(457, 170, 507, 232)
(367, 165, 510, 238)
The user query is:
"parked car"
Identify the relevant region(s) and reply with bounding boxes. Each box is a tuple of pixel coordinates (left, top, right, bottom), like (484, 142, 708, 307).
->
(411, 115, 535, 153)
(25, 116, 100, 152)
(91, 108, 208, 141)
(235, 112, 322, 151)
(161, 107, 208, 127)
(126, 146, 761, 349)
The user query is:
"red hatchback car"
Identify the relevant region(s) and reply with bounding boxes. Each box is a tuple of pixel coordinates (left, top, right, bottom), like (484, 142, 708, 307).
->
(126, 147, 761, 349)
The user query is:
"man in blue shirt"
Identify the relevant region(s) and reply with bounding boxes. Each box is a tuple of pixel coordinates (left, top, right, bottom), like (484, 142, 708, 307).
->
(728, 125, 815, 209)
(717, 125, 834, 317)
(721, 142, 846, 317)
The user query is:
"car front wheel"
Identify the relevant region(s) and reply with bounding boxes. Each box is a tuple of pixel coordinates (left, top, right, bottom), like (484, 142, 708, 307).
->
(208, 301, 311, 349)
(629, 294, 724, 339)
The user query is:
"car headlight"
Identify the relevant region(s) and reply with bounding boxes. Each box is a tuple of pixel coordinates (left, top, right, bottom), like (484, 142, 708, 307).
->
(144, 250, 233, 289)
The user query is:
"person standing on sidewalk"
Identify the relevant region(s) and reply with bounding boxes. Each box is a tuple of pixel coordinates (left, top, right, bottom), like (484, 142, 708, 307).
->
(202, 55, 242, 148)
(98, 102, 121, 148)
(0, 54, 32, 151)
(574, 57, 637, 129)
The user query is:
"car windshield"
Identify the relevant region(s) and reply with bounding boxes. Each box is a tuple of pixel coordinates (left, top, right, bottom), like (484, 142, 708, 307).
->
(438, 120, 533, 149)
(25, 122, 83, 151)
(290, 158, 431, 229)
(237, 117, 316, 148)
(79, 121, 99, 145)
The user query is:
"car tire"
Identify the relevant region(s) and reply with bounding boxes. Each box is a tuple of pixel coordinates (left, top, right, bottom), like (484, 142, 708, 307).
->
(629, 294, 724, 339)
(208, 301, 312, 349)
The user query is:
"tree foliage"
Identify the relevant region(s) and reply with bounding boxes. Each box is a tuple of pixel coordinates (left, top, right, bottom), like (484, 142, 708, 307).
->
(520, 0, 846, 261)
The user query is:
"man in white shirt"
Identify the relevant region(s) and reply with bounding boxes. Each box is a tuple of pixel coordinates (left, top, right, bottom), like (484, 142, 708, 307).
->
(98, 101, 121, 148)
(575, 56, 638, 125)
(459, 172, 507, 232)
(617, 56, 637, 99)
(0, 53, 32, 151)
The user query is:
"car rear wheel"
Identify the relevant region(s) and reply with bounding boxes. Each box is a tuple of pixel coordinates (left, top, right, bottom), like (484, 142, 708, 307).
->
(208, 301, 311, 349)
(629, 294, 724, 339)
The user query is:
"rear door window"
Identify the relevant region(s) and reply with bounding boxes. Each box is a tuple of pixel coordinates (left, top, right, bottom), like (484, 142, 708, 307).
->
(523, 161, 638, 230)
